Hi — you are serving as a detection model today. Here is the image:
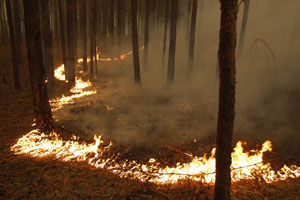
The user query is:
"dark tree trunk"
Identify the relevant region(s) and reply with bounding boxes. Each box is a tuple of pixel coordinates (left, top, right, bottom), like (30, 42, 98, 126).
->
(23, 0, 53, 131)
(109, 0, 114, 46)
(237, 0, 250, 58)
(186, 0, 192, 44)
(40, 0, 55, 95)
(102, 0, 108, 50)
(188, 0, 198, 74)
(167, 0, 178, 85)
(66, 0, 76, 87)
(131, 0, 141, 84)
(162, 0, 169, 65)
(94, 0, 97, 74)
(74, 0, 78, 65)
(214, 0, 238, 200)
(52, 0, 60, 53)
(5, 0, 20, 89)
(12, 0, 22, 62)
(89, 0, 95, 78)
(143, 0, 150, 69)
(117, 0, 123, 47)
(58, 0, 67, 69)
(80, 0, 87, 72)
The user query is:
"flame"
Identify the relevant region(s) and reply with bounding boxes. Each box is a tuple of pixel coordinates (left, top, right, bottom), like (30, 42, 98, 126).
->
(11, 130, 300, 184)
(11, 50, 300, 185)
(51, 66, 96, 112)
(54, 64, 66, 81)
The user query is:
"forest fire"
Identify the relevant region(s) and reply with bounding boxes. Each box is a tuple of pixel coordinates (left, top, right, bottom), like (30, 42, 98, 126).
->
(50, 66, 96, 112)
(11, 130, 300, 184)
(10, 46, 300, 186)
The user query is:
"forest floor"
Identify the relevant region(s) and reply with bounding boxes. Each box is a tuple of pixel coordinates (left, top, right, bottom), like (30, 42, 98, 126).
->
(0, 44, 300, 200)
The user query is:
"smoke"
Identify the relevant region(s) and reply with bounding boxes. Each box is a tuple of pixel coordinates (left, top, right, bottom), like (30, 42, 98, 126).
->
(55, 0, 300, 160)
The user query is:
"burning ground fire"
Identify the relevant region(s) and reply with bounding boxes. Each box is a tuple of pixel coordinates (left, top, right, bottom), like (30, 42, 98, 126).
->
(10, 53, 300, 185)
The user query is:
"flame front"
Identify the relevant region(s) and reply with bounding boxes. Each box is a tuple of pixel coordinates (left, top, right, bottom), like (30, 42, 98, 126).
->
(11, 130, 300, 184)
(10, 54, 300, 185)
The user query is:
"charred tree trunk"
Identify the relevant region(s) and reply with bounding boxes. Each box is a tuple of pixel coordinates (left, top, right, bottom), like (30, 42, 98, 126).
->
(40, 0, 55, 95)
(66, 0, 76, 87)
(58, 0, 67, 69)
(12, 0, 22, 62)
(188, 0, 198, 74)
(23, 0, 53, 131)
(167, 0, 178, 85)
(162, 0, 169, 65)
(5, 0, 20, 89)
(109, 0, 114, 46)
(94, 0, 97, 74)
(80, 0, 87, 72)
(131, 0, 141, 84)
(214, 1, 238, 200)
(237, 0, 250, 58)
(143, 0, 150, 70)
(102, 0, 108, 50)
(89, 0, 95, 78)
(117, 0, 123, 47)
(74, 0, 78, 65)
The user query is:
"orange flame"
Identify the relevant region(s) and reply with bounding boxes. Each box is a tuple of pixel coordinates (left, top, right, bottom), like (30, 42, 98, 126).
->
(11, 131, 300, 184)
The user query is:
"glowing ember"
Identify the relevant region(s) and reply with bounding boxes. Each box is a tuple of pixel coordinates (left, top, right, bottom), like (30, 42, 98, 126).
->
(11, 130, 300, 184)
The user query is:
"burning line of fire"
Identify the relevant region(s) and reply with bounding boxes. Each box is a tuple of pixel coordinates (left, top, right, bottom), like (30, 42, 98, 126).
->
(11, 49, 300, 185)
(11, 130, 300, 184)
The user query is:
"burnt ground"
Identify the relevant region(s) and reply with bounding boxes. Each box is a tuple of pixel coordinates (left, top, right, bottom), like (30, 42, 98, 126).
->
(1, 45, 300, 200)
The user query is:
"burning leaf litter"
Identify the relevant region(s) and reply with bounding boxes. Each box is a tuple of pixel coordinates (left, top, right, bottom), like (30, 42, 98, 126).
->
(10, 55, 300, 185)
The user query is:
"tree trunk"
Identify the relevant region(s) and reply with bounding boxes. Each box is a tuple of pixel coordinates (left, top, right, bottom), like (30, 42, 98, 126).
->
(80, 0, 87, 72)
(66, 0, 76, 87)
(143, 0, 150, 70)
(23, 0, 53, 131)
(131, 0, 141, 85)
(214, 1, 238, 200)
(162, 0, 169, 65)
(40, 0, 55, 95)
(58, 0, 67, 69)
(167, 0, 178, 85)
(89, 0, 95, 78)
(74, 0, 78, 65)
(12, 0, 22, 62)
(5, 0, 20, 89)
(102, 0, 108, 50)
(188, 0, 198, 74)
(237, 0, 250, 58)
(117, 0, 123, 47)
(94, 0, 97, 74)
(109, 0, 114, 46)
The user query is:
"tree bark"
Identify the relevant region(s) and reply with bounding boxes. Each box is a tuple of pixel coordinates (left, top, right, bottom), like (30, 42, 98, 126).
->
(66, 0, 76, 87)
(89, 0, 95, 78)
(5, 0, 20, 89)
(58, 0, 68, 69)
(23, 0, 53, 131)
(131, 0, 141, 85)
(12, 0, 22, 62)
(237, 0, 250, 58)
(109, 0, 114, 46)
(188, 0, 198, 74)
(162, 0, 169, 65)
(167, 0, 178, 85)
(143, 0, 150, 70)
(73, 0, 78, 65)
(80, 0, 87, 72)
(117, 0, 123, 47)
(40, 0, 55, 95)
(214, 1, 238, 200)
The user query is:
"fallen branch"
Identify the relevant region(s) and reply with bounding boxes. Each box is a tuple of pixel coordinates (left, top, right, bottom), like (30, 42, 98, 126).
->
(164, 144, 193, 158)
